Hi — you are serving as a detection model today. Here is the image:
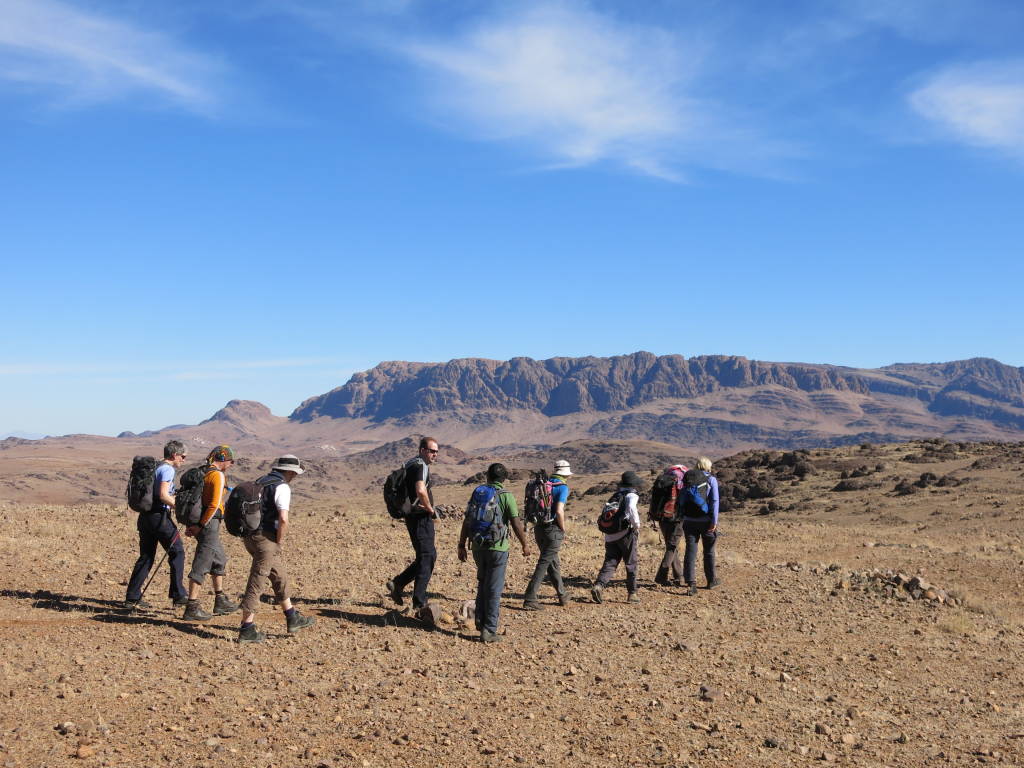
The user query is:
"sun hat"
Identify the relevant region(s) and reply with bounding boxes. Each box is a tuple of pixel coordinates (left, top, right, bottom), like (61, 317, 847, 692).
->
(271, 455, 304, 475)
(553, 459, 572, 476)
(619, 471, 643, 488)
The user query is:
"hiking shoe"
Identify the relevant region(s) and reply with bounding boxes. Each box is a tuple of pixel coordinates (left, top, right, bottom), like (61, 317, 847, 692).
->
(654, 577, 673, 587)
(213, 593, 240, 616)
(687, 584, 698, 597)
(522, 600, 544, 611)
(286, 611, 316, 634)
(480, 629, 502, 644)
(590, 585, 604, 604)
(171, 596, 189, 607)
(627, 592, 641, 604)
(385, 580, 404, 606)
(182, 600, 212, 622)
(707, 578, 722, 589)
(123, 599, 153, 611)
(557, 593, 570, 607)
(238, 624, 265, 644)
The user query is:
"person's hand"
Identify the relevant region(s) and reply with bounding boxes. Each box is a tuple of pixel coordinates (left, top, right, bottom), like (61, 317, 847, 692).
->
(708, 525, 717, 535)
(521, 544, 531, 558)
(184, 525, 200, 538)
(458, 544, 468, 563)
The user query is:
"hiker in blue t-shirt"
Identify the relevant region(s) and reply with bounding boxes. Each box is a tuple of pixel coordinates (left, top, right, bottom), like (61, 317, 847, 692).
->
(522, 459, 572, 609)
(681, 456, 721, 596)
(124, 440, 188, 609)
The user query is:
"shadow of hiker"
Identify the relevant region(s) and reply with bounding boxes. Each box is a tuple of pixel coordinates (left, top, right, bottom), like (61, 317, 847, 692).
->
(91, 612, 225, 640)
(316, 608, 459, 638)
(0, 588, 126, 614)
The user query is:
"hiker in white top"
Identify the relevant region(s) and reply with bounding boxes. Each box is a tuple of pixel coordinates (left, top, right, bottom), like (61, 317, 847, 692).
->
(591, 471, 644, 605)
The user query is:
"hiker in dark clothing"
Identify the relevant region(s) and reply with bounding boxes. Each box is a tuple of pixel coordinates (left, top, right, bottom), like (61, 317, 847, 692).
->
(650, 464, 687, 586)
(591, 471, 643, 605)
(387, 437, 439, 615)
(681, 456, 721, 596)
(124, 440, 188, 609)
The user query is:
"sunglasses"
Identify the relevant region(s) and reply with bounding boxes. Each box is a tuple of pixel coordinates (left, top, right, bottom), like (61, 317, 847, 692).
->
(425, 448, 439, 454)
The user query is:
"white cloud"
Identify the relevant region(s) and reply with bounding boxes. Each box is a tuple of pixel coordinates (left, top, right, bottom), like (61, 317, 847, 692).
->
(910, 60, 1024, 157)
(397, 3, 703, 180)
(0, 0, 220, 111)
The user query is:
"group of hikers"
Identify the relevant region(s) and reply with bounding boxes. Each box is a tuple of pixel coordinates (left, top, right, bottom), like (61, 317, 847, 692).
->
(124, 437, 720, 644)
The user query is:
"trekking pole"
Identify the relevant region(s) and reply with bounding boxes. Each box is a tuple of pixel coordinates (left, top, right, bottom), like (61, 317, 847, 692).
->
(137, 529, 182, 606)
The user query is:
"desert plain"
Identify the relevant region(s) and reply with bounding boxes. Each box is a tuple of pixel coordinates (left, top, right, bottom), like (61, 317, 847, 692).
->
(1, 437, 1023, 767)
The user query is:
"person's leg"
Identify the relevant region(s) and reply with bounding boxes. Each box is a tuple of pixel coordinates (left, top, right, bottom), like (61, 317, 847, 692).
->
(524, 524, 555, 603)
(682, 524, 699, 587)
(483, 549, 509, 635)
(656, 519, 678, 583)
(155, 514, 186, 601)
(411, 515, 436, 609)
(624, 532, 639, 595)
(702, 526, 718, 585)
(473, 548, 486, 633)
(186, 524, 215, 599)
(595, 540, 622, 587)
(125, 514, 159, 602)
(669, 521, 685, 580)
(393, 517, 422, 591)
(546, 527, 566, 598)
(239, 534, 272, 624)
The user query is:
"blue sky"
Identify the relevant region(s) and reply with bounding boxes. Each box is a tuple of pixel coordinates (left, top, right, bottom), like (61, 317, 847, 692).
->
(1, 0, 1022, 436)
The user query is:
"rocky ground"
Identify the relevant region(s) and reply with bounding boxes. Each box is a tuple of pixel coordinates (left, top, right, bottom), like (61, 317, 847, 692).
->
(1, 439, 1023, 767)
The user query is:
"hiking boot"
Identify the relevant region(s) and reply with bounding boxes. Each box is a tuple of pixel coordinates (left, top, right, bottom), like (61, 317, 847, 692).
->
(480, 629, 502, 644)
(707, 578, 722, 589)
(286, 611, 316, 634)
(171, 596, 189, 607)
(386, 580, 404, 606)
(182, 600, 212, 622)
(627, 592, 641, 604)
(522, 600, 544, 611)
(123, 599, 153, 611)
(687, 584, 698, 597)
(238, 624, 265, 644)
(654, 577, 673, 587)
(213, 593, 240, 615)
(590, 584, 604, 604)
(557, 593, 570, 607)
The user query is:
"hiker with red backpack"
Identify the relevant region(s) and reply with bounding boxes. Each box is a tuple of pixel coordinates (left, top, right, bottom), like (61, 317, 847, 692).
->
(679, 456, 721, 596)
(591, 471, 644, 605)
(649, 464, 688, 586)
(521, 460, 572, 610)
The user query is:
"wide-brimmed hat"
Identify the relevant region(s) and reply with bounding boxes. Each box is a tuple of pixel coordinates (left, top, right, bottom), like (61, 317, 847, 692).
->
(271, 455, 304, 475)
(553, 459, 572, 476)
(620, 471, 643, 488)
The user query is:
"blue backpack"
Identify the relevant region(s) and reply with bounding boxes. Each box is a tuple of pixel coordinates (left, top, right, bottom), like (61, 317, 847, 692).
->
(678, 469, 711, 518)
(466, 485, 510, 546)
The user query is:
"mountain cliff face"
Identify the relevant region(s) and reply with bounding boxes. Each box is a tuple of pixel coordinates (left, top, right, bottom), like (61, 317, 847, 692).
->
(290, 353, 1023, 425)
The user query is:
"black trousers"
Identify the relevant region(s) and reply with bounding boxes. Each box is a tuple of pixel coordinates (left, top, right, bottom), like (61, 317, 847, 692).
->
(682, 520, 717, 586)
(126, 511, 186, 602)
(393, 514, 437, 608)
(655, 518, 684, 582)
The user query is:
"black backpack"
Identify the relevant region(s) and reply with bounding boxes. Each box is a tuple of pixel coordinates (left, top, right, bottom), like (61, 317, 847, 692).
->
(597, 490, 631, 534)
(383, 458, 424, 519)
(677, 468, 711, 518)
(522, 470, 554, 525)
(126, 456, 158, 513)
(224, 477, 276, 537)
(173, 465, 209, 526)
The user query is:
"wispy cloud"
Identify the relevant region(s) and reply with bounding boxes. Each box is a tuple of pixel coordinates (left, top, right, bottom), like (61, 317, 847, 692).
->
(395, 3, 706, 181)
(909, 60, 1024, 157)
(0, 0, 221, 111)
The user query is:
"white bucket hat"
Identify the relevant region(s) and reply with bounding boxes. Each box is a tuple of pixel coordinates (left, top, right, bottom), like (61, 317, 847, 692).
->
(553, 459, 572, 476)
(271, 455, 304, 475)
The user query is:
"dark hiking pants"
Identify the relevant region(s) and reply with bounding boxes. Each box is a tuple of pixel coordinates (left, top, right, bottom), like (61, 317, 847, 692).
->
(473, 548, 509, 635)
(683, 520, 717, 586)
(595, 530, 639, 593)
(523, 522, 565, 602)
(126, 511, 186, 602)
(655, 518, 684, 582)
(394, 513, 437, 609)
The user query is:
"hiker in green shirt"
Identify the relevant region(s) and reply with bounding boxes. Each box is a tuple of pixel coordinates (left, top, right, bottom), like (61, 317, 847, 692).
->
(458, 463, 530, 643)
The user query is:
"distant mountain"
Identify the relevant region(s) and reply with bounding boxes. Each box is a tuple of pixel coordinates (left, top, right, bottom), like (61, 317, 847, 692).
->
(0, 431, 46, 440)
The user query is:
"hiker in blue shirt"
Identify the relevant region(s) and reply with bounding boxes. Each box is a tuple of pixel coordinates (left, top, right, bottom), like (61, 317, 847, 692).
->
(522, 459, 572, 610)
(681, 456, 721, 596)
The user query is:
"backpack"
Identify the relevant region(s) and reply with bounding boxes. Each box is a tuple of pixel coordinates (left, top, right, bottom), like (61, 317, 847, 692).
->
(383, 458, 426, 519)
(466, 485, 510, 547)
(174, 465, 210, 526)
(649, 465, 687, 522)
(126, 456, 158, 512)
(597, 490, 632, 534)
(677, 468, 711, 518)
(224, 477, 276, 537)
(523, 471, 555, 524)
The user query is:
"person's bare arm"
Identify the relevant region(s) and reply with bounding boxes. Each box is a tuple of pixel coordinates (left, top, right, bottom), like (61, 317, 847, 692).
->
(276, 508, 289, 545)
(512, 517, 531, 557)
(553, 501, 566, 533)
(414, 480, 434, 516)
(158, 481, 175, 508)
(457, 518, 471, 562)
